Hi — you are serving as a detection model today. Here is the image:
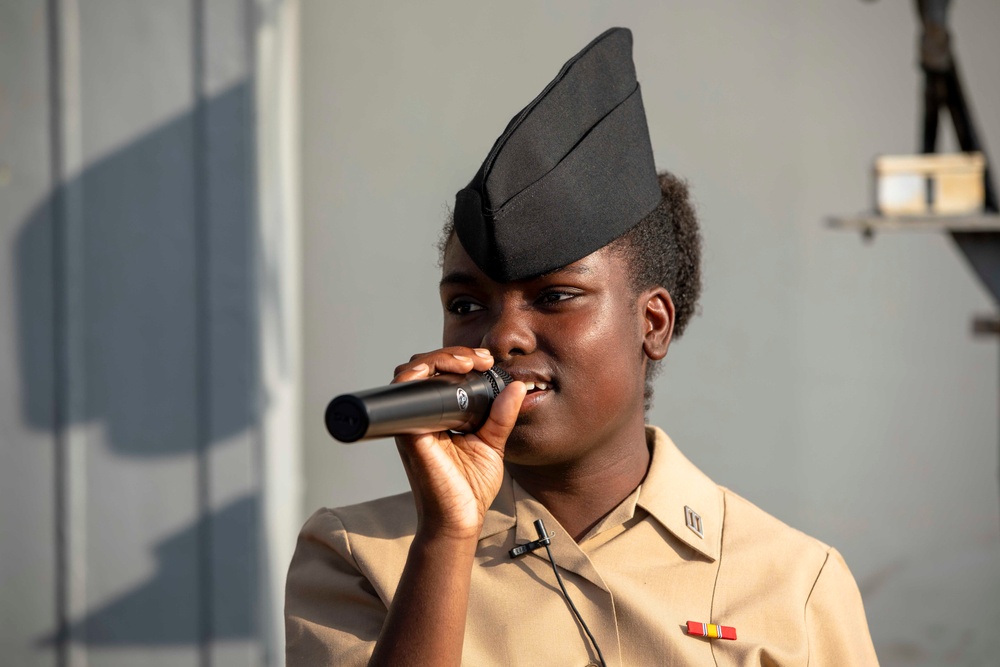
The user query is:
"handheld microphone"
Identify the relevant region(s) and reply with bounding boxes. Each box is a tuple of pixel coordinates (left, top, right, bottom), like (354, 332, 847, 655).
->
(325, 366, 515, 443)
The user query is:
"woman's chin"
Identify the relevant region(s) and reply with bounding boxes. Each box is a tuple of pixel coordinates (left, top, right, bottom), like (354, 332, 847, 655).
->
(500, 423, 567, 467)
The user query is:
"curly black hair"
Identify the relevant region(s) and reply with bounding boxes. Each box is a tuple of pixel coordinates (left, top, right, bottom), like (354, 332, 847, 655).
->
(608, 171, 703, 409)
(437, 170, 703, 410)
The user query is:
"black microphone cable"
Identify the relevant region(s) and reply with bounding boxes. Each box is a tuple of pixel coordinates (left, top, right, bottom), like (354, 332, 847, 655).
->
(509, 519, 606, 667)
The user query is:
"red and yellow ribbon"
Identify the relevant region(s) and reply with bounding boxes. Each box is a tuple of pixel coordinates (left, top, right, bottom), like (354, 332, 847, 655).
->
(686, 620, 737, 640)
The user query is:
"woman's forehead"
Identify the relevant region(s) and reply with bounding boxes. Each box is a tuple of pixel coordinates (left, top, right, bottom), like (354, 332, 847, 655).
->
(440, 236, 622, 290)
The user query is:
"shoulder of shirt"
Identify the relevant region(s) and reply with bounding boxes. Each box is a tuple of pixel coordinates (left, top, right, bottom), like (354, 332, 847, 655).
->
(645, 425, 831, 561)
(291, 493, 418, 607)
(718, 484, 833, 562)
(303, 491, 418, 542)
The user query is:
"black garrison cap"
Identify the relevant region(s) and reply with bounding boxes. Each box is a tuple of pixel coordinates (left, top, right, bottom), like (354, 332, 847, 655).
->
(454, 27, 660, 282)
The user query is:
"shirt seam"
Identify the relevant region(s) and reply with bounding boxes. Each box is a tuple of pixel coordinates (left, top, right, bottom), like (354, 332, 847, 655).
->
(328, 508, 386, 608)
(802, 548, 833, 667)
(708, 491, 726, 667)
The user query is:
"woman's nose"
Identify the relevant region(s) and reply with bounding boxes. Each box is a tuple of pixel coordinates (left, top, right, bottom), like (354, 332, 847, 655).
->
(480, 304, 535, 360)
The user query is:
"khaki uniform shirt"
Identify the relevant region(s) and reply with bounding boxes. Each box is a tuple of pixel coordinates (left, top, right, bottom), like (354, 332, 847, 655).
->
(286, 427, 878, 666)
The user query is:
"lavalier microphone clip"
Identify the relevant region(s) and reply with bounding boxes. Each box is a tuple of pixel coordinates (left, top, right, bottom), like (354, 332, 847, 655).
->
(508, 519, 552, 558)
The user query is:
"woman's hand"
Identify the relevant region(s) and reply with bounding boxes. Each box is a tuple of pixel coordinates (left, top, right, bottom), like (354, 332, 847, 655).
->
(391, 347, 526, 541)
(366, 348, 524, 667)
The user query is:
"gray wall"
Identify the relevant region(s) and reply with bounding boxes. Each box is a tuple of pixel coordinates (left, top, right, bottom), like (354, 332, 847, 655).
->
(0, 1, 299, 665)
(301, 1, 1000, 665)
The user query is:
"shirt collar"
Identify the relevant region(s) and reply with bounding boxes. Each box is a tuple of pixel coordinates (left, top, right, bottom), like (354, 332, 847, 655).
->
(637, 426, 722, 561)
(478, 426, 723, 562)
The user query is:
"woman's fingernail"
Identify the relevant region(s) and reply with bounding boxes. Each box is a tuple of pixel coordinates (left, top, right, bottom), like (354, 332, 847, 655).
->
(474, 348, 492, 358)
(411, 363, 429, 373)
(453, 355, 472, 363)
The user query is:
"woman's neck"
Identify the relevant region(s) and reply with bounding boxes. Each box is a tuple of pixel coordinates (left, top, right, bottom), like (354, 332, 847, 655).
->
(506, 426, 651, 542)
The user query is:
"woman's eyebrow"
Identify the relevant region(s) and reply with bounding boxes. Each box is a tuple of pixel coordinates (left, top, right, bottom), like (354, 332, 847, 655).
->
(541, 264, 592, 278)
(440, 264, 591, 289)
(439, 271, 479, 288)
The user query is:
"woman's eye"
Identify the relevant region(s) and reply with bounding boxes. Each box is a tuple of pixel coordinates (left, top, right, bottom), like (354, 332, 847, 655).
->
(447, 300, 484, 315)
(538, 291, 576, 305)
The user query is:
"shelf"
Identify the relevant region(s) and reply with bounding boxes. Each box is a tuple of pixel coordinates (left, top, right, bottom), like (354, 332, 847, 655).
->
(826, 213, 1000, 235)
(826, 211, 1000, 305)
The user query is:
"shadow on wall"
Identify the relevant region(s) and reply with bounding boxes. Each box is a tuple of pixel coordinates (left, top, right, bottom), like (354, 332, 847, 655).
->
(15, 82, 269, 646)
(17, 82, 266, 456)
(38, 496, 258, 646)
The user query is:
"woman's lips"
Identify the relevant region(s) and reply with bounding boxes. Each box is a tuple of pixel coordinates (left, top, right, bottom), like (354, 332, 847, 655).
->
(515, 381, 552, 413)
(500, 370, 554, 414)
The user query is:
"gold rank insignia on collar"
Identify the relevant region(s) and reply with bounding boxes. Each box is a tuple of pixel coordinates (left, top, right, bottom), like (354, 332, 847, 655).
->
(684, 505, 704, 538)
(687, 621, 737, 640)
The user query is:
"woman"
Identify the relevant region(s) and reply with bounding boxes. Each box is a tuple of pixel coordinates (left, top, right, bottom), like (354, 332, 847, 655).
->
(286, 28, 878, 666)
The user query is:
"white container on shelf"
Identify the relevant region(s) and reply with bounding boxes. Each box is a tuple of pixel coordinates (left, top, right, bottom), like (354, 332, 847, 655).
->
(875, 152, 985, 216)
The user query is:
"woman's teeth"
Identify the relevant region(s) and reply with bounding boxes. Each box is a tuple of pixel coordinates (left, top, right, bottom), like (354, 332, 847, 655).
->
(523, 381, 549, 391)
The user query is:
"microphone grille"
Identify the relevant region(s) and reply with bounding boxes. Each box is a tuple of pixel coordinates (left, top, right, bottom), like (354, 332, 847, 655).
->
(484, 366, 513, 397)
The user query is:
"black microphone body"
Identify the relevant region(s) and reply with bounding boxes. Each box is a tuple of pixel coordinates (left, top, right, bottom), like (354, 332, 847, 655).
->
(325, 367, 514, 443)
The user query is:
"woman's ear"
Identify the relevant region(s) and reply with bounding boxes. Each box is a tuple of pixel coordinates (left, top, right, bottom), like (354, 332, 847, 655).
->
(641, 287, 674, 361)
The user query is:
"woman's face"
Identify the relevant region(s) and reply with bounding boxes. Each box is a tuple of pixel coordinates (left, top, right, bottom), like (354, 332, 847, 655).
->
(440, 237, 663, 466)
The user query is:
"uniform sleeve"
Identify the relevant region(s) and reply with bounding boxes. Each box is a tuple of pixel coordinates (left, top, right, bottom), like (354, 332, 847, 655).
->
(285, 508, 387, 667)
(804, 548, 879, 666)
